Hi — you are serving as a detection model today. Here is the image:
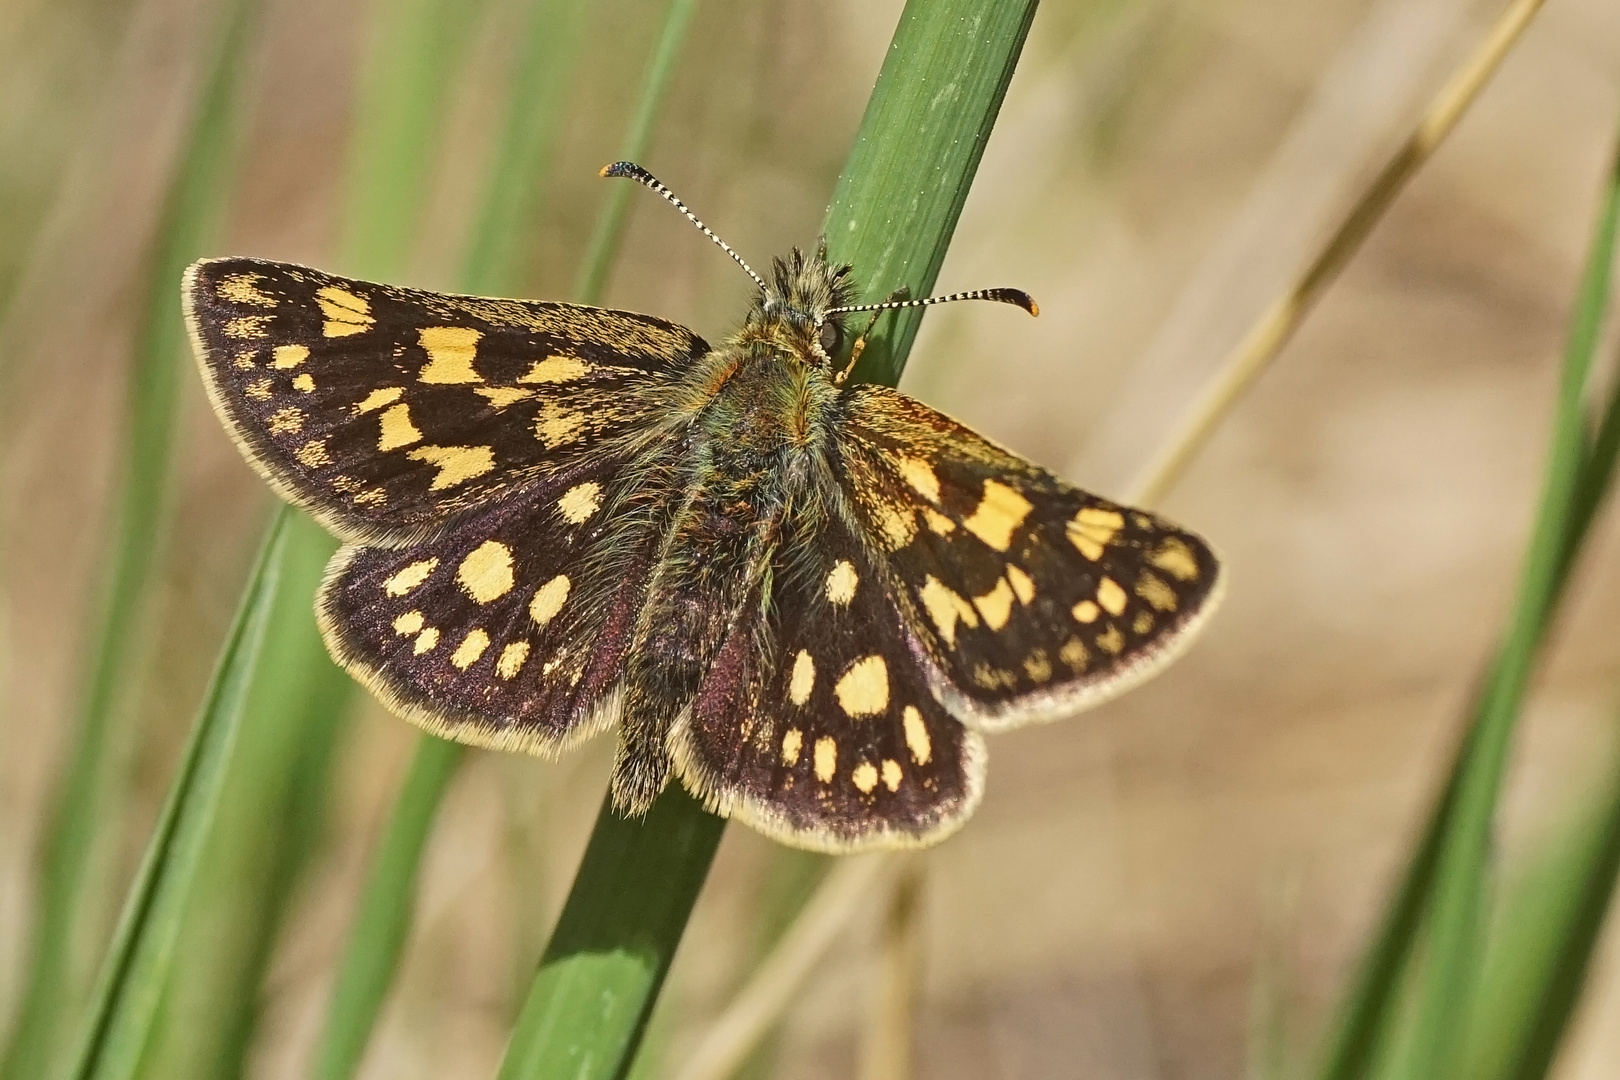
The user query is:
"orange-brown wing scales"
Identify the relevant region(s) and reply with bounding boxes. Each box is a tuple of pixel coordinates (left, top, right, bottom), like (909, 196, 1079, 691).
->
(186, 257, 706, 545)
(671, 517, 984, 852)
(316, 464, 662, 754)
(841, 385, 1222, 732)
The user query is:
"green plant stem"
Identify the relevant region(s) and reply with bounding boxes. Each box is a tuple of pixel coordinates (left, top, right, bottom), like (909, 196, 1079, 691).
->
(495, 3, 1040, 1077)
(0, 4, 262, 1077)
(1395, 127, 1620, 1080)
(64, 510, 291, 1080)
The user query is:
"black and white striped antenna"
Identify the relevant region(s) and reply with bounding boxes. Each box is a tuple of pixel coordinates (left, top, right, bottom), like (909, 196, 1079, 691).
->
(829, 287, 1038, 318)
(600, 162, 768, 294)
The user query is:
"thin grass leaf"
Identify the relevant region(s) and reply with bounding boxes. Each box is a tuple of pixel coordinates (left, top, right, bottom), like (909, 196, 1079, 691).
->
(1392, 122, 1620, 1080)
(460, 0, 593, 296)
(1461, 705, 1620, 1080)
(495, 3, 1039, 1076)
(63, 508, 291, 1080)
(0, 3, 264, 1077)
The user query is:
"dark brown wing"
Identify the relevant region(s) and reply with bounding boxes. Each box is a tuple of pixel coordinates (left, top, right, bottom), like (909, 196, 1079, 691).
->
(670, 509, 984, 853)
(185, 257, 707, 546)
(316, 451, 669, 754)
(838, 385, 1223, 732)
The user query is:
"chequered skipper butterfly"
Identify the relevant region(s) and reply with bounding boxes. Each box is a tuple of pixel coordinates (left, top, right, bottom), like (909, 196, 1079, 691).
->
(185, 163, 1223, 852)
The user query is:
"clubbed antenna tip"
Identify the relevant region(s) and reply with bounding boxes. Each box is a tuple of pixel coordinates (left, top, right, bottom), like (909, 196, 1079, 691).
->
(599, 161, 767, 294)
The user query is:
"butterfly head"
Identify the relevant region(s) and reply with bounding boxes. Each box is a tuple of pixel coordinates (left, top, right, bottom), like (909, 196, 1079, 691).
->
(755, 242, 857, 367)
(601, 161, 1039, 375)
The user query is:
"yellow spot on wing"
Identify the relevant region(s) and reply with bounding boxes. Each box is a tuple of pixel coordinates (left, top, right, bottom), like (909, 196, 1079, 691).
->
(385, 558, 437, 596)
(457, 541, 515, 603)
(497, 641, 530, 679)
(973, 577, 1015, 631)
(1150, 538, 1201, 582)
(1133, 611, 1155, 634)
(1135, 571, 1179, 612)
(268, 407, 304, 435)
(835, 655, 888, 717)
(962, 480, 1033, 552)
(316, 285, 373, 337)
(296, 439, 330, 467)
(292, 373, 316, 392)
(825, 561, 857, 605)
(356, 387, 403, 413)
(1072, 599, 1100, 623)
(418, 326, 483, 383)
(881, 759, 902, 791)
(902, 705, 931, 765)
(477, 387, 534, 409)
(1024, 650, 1052, 683)
(924, 508, 956, 535)
(852, 762, 878, 794)
(377, 404, 421, 450)
(1005, 564, 1035, 604)
(1096, 625, 1125, 654)
(393, 611, 424, 635)
(407, 444, 495, 489)
(451, 629, 490, 669)
(873, 502, 916, 550)
(1068, 506, 1124, 560)
(814, 737, 837, 783)
(225, 315, 270, 339)
(896, 456, 940, 503)
(518, 356, 590, 383)
(781, 728, 803, 766)
(271, 344, 310, 369)
(529, 574, 570, 626)
(918, 576, 979, 648)
(1060, 638, 1090, 671)
(557, 482, 602, 524)
(413, 627, 439, 654)
(789, 650, 815, 705)
(1096, 576, 1128, 616)
(217, 273, 276, 306)
(536, 407, 586, 448)
(246, 378, 272, 401)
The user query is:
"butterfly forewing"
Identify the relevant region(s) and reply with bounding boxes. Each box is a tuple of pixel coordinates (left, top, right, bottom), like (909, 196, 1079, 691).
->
(186, 257, 707, 545)
(840, 386, 1223, 732)
(317, 457, 671, 753)
(671, 511, 984, 853)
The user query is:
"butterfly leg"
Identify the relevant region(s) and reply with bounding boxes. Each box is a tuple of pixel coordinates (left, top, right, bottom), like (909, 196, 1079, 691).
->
(835, 287, 909, 385)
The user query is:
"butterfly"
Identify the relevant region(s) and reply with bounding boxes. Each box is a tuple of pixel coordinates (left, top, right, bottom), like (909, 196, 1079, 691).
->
(184, 162, 1223, 853)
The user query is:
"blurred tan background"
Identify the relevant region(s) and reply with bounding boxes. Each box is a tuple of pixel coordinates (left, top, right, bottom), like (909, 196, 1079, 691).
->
(3, 0, 1620, 1077)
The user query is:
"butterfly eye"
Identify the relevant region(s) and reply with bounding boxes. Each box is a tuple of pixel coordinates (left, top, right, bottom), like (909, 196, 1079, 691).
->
(817, 320, 843, 357)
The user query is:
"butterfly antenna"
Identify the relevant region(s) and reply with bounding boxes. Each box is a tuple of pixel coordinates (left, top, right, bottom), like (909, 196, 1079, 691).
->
(601, 162, 768, 294)
(828, 287, 1039, 319)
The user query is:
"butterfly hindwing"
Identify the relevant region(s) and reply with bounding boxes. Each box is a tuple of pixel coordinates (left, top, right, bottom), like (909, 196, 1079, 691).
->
(316, 455, 670, 754)
(840, 385, 1223, 732)
(670, 512, 985, 852)
(185, 257, 707, 545)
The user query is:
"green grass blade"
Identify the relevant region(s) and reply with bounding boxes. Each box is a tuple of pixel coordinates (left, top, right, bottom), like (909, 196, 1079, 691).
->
(459, 0, 593, 296)
(496, 3, 1039, 1076)
(341, 0, 488, 281)
(308, 734, 461, 1080)
(572, 0, 699, 305)
(0, 4, 263, 1077)
(1394, 125, 1620, 1080)
(1461, 714, 1620, 1080)
(1316, 133, 1620, 1080)
(63, 509, 291, 1080)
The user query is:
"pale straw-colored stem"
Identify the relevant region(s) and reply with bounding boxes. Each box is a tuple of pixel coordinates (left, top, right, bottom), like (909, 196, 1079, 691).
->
(858, 859, 926, 1080)
(1128, 0, 1546, 507)
(672, 855, 905, 1080)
